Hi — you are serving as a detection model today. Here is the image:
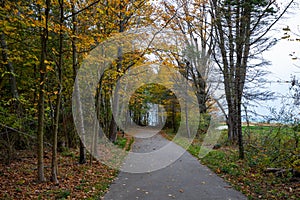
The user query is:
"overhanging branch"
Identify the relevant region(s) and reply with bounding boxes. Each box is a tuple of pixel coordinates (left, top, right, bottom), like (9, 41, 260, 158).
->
(64, 0, 101, 19)
(250, 0, 295, 46)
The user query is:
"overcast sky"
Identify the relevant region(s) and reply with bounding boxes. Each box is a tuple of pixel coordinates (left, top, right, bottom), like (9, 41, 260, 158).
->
(251, 5, 300, 122)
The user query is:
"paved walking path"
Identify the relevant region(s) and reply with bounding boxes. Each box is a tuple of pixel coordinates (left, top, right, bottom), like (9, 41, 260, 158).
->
(103, 127, 247, 200)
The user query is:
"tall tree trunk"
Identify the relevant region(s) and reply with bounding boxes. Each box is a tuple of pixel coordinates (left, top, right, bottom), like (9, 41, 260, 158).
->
(37, 0, 50, 182)
(109, 115, 118, 142)
(172, 102, 176, 132)
(51, 0, 64, 183)
(74, 74, 86, 164)
(72, 1, 86, 164)
(235, 1, 251, 159)
(71, 3, 78, 81)
(79, 140, 86, 164)
(109, 46, 122, 142)
(236, 99, 244, 159)
(185, 70, 191, 138)
(108, 11, 130, 141)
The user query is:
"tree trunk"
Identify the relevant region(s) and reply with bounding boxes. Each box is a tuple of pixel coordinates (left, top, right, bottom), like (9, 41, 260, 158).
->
(109, 77, 120, 142)
(79, 140, 86, 164)
(172, 102, 176, 132)
(109, 115, 118, 142)
(71, 2, 78, 81)
(237, 100, 244, 159)
(37, 0, 50, 182)
(109, 46, 122, 142)
(74, 72, 87, 164)
(71, 1, 86, 164)
(51, 0, 64, 183)
(51, 91, 60, 183)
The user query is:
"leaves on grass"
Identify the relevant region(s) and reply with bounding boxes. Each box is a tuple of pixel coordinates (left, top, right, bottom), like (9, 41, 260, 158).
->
(162, 128, 300, 200)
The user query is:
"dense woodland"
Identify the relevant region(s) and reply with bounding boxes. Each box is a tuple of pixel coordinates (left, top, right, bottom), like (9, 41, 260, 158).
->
(0, 0, 299, 199)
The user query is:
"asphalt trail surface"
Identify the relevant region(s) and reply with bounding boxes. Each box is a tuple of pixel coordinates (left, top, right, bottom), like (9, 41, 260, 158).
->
(103, 127, 247, 200)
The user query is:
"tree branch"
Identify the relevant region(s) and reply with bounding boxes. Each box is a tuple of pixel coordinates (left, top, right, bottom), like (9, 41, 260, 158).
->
(0, 123, 52, 146)
(250, 0, 295, 46)
(64, 0, 101, 19)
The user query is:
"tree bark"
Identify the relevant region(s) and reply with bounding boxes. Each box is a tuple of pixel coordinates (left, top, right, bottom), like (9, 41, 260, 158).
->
(210, 0, 251, 159)
(108, 46, 122, 142)
(71, 1, 86, 164)
(51, 0, 64, 183)
(37, 0, 50, 182)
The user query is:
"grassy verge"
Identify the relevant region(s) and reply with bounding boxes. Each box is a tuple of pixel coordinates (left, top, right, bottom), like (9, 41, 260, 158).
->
(161, 125, 300, 200)
(114, 133, 135, 152)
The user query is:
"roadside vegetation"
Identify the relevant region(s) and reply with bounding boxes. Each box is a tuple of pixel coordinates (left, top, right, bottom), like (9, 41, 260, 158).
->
(162, 123, 300, 199)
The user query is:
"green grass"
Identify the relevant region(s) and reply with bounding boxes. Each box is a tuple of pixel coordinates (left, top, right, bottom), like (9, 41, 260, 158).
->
(113, 135, 135, 152)
(60, 150, 75, 158)
(162, 124, 300, 199)
(114, 136, 127, 149)
(126, 137, 134, 151)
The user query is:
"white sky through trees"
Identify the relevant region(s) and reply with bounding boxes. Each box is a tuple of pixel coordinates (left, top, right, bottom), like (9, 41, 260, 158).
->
(252, 6, 300, 122)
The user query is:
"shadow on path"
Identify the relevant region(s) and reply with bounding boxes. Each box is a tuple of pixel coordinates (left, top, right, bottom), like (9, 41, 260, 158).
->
(103, 127, 247, 200)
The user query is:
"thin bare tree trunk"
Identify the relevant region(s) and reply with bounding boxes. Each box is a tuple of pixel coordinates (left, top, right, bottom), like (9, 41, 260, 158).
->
(37, 0, 50, 182)
(185, 77, 191, 138)
(74, 72, 86, 164)
(51, 0, 64, 183)
(71, 1, 86, 164)
(109, 46, 122, 142)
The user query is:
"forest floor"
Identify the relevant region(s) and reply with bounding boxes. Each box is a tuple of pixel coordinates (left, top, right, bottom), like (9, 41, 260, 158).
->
(0, 148, 117, 199)
(0, 131, 135, 200)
